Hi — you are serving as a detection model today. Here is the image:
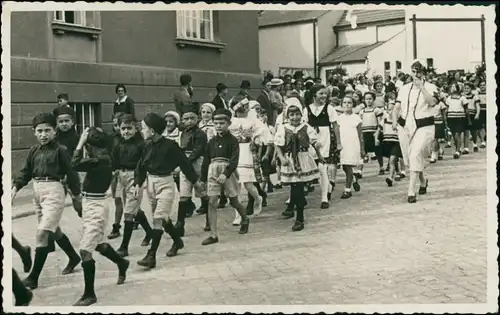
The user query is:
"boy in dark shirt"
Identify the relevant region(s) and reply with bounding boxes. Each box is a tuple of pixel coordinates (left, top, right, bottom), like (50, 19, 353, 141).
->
(57, 93, 70, 108)
(200, 108, 250, 246)
(71, 127, 130, 306)
(175, 109, 208, 239)
(108, 112, 127, 239)
(135, 113, 203, 269)
(53, 106, 83, 217)
(112, 114, 153, 257)
(11, 113, 82, 290)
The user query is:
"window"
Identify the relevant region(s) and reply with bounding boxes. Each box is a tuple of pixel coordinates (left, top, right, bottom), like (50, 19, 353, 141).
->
(426, 58, 434, 68)
(176, 10, 214, 41)
(70, 103, 101, 135)
(54, 11, 87, 26)
(384, 62, 391, 71)
(396, 61, 402, 70)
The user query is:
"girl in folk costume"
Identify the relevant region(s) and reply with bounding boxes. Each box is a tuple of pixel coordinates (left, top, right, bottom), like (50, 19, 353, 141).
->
(359, 92, 384, 175)
(430, 89, 448, 163)
(199, 103, 217, 142)
(376, 100, 405, 186)
(372, 80, 386, 109)
(229, 96, 269, 224)
(393, 59, 439, 204)
(462, 82, 481, 153)
(445, 83, 468, 159)
(249, 100, 275, 195)
(337, 96, 365, 198)
(477, 80, 487, 147)
(274, 103, 321, 231)
(302, 85, 341, 209)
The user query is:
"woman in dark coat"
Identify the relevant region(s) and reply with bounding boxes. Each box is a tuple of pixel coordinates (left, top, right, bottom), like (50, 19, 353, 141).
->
(113, 84, 136, 118)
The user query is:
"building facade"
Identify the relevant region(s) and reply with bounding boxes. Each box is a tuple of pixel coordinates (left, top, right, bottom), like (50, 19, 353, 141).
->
(319, 8, 486, 82)
(258, 10, 344, 78)
(11, 10, 261, 172)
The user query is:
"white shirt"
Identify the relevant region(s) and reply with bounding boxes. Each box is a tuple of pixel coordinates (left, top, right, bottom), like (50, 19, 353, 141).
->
(397, 82, 438, 120)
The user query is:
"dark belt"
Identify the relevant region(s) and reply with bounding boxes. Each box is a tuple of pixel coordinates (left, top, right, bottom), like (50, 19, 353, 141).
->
(82, 192, 107, 198)
(398, 116, 434, 128)
(33, 177, 60, 182)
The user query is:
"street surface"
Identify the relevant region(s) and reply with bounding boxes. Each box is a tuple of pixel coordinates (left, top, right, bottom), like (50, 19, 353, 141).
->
(10, 148, 488, 306)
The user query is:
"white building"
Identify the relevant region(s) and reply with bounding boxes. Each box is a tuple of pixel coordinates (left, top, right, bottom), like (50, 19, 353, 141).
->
(258, 10, 344, 78)
(319, 8, 486, 82)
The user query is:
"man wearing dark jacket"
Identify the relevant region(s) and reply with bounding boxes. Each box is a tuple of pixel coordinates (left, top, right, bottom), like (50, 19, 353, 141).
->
(212, 83, 229, 110)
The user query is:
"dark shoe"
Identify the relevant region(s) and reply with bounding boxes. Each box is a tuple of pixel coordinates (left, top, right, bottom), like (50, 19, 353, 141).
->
(107, 224, 121, 240)
(22, 277, 38, 290)
(399, 173, 406, 179)
(473, 146, 479, 152)
(438, 155, 444, 160)
(62, 256, 81, 275)
(140, 235, 151, 247)
(340, 191, 352, 199)
(418, 179, 429, 195)
(281, 209, 294, 219)
(378, 169, 385, 175)
(354, 172, 363, 180)
(15, 289, 33, 306)
(137, 250, 156, 269)
(116, 259, 129, 285)
(407, 195, 417, 203)
(166, 239, 184, 257)
(429, 158, 436, 164)
(292, 221, 304, 232)
(462, 149, 469, 155)
(385, 177, 393, 187)
(275, 183, 283, 189)
(353, 182, 361, 192)
(395, 174, 401, 181)
(21, 246, 32, 273)
(453, 152, 460, 159)
(73, 294, 97, 306)
(320, 202, 329, 209)
(239, 217, 250, 234)
(202, 236, 219, 246)
(116, 247, 129, 258)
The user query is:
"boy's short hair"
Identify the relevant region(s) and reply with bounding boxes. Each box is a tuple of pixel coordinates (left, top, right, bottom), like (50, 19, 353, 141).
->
(32, 113, 57, 129)
(119, 113, 136, 126)
(216, 83, 227, 93)
(213, 108, 232, 121)
(57, 93, 69, 101)
(112, 112, 125, 121)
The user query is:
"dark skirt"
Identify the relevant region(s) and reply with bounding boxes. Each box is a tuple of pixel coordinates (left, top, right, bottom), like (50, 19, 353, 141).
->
(363, 131, 382, 156)
(382, 141, 402, 158)
(434, 123, 446, 139)
(447, 117, 466, 134)
(325, 125, 340, 165)
(479, 110, 486, 127)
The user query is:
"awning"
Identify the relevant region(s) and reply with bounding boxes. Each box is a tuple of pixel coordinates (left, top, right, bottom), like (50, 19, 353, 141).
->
(318, 42, 386, 66)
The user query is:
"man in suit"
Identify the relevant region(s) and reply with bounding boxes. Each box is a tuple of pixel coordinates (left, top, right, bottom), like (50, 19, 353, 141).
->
(256, 79, 273, 125)
(174, 74, 193, 115)
(212, 83, 228, 110)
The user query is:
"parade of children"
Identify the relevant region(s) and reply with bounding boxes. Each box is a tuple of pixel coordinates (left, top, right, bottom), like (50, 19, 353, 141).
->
(10, 63, 488, 306)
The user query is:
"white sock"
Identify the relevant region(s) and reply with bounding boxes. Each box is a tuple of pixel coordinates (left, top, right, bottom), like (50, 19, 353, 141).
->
(318, 163, 329, 202)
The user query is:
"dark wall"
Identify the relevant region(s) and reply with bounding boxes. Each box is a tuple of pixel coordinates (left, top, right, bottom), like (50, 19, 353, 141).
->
(11, 12, 50, 58)
(100, 11, 260, 74)
(10, 58, 263, 173)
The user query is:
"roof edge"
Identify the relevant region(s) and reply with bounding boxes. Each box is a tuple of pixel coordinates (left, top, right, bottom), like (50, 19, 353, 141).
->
(334, 17, 405, 30)
(259, 19, 315, 29)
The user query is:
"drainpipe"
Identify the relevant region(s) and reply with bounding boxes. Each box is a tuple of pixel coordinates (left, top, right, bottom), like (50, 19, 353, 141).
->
(412, 14, 417, 60)
(313, 19, 318, 78)
(480, 14, 485, 65)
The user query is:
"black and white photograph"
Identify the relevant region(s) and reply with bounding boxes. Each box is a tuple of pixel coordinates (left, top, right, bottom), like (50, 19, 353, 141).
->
(1, 2, 497, 313)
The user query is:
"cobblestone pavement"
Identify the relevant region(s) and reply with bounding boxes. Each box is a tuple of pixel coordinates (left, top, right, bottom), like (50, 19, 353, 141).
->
(9, 148, 490, 307)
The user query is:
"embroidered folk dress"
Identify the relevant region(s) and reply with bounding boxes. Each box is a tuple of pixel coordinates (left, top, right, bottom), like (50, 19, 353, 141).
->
(228, 115, 268, 183)
(198, 120, 216, 141)
(274, 122, 320, 184)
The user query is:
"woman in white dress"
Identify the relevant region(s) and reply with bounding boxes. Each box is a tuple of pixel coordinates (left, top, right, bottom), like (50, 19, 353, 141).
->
(337, 96, 365, 199)
(229, 96, 269, 224)
(393, 60, 439, 203)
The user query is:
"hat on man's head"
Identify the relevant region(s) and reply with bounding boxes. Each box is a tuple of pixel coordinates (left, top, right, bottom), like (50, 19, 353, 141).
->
(270, 78, 284, 86)
(182, 102, 200, 116)
(216, 82, 227, 93)
(143, 113, 167, 134)
(53, 106, 76, 118)
(32, 113, 57, 129)
(240, 80, 251, 89)
(57, 93, 69, 100)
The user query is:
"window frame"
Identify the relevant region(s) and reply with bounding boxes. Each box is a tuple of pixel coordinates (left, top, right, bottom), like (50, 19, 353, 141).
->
(176, 10, 215, 42)
(53, 10, 87, 26)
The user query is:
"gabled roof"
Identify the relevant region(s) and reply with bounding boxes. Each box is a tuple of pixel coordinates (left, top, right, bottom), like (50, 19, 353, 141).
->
(335, 9, 405, 28)
(258, 10, 330, 27)
(318, 42, 386, 66)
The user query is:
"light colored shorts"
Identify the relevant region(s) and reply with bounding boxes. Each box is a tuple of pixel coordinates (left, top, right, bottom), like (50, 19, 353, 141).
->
(206, 158, 240, 198)
(80, 194, 109, 252)
(179, 156, 204, 198)
(33, 180, 65, 233)
(117, 170, 143, 215)
(146, 174, 178, 221)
